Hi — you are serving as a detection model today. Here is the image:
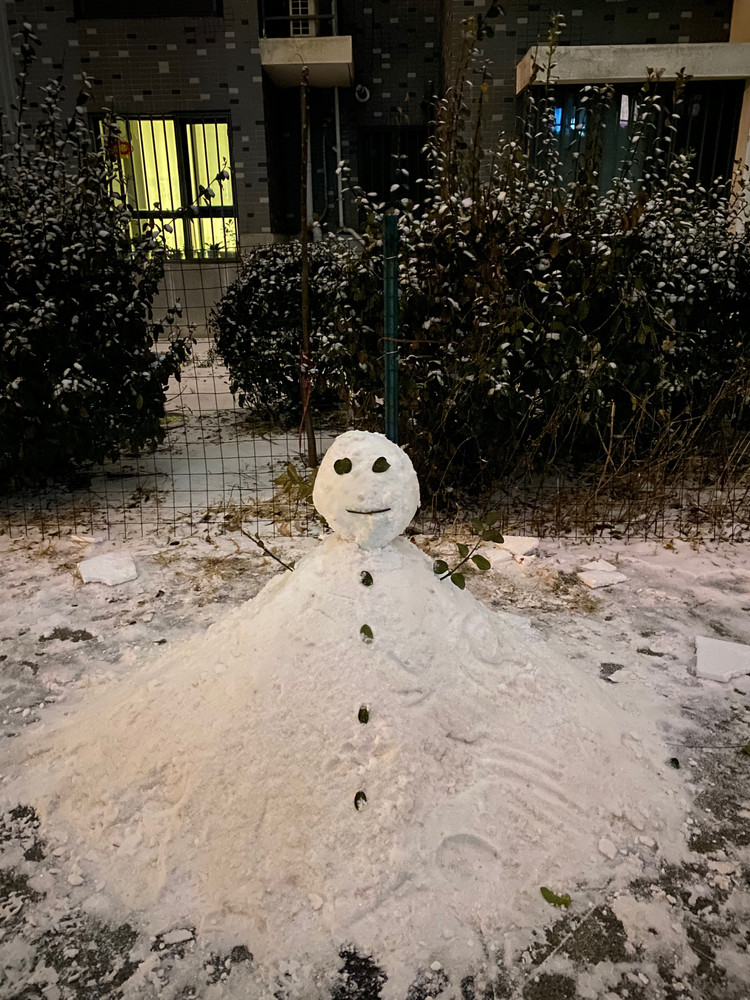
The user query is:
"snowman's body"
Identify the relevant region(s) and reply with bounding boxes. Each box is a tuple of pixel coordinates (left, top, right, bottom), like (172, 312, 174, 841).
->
(7, 432, 685, 992)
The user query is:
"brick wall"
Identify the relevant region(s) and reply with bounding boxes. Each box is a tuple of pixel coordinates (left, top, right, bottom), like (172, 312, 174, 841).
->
(444, 0, 734, 141)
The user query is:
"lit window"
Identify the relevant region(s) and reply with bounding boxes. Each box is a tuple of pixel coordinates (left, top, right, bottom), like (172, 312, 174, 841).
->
(103, 116, 236, 259)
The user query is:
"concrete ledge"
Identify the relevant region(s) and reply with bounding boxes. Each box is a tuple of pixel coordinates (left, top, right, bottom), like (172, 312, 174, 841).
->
(516, 42, 750, 93)
(260, 35, 353, 87)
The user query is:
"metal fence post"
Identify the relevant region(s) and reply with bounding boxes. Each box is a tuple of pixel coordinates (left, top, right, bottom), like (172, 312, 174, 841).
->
(383, 212, 399, 444)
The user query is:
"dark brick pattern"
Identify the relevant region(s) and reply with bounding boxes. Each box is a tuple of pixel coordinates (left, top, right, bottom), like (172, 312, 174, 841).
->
(3, 0, 737, 239)
(446, 0, 733, 136)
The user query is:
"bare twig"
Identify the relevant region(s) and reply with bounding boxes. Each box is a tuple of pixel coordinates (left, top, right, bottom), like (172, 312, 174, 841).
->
(239, 527, 295, 572)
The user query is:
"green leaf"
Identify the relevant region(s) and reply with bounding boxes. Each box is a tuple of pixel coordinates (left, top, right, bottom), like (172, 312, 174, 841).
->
(372, 456, 390, 473)
(472, 554, 491, 571)
(358, 705, 369, 724)
(450, 573, 466, 590)
(360, 571, 373, 587)
(360, 624, 374, 644)
(433, 559, 449, 575)
(135, 394, 143, 410)
(485, 510, 503, 526)
(541, 886, 572, 908)
(334, 457, 352, 475)
(457, 543, 470, 558)
(481, 529, 504, 544)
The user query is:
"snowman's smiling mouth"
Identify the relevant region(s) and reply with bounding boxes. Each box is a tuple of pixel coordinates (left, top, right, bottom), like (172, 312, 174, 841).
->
(346, 508, 391, 515)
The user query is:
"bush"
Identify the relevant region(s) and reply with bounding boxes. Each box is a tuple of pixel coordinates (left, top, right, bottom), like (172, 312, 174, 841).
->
(212, 237, 357, 422)
(0, 27, 190, 487)
(340, 15, 750, 498)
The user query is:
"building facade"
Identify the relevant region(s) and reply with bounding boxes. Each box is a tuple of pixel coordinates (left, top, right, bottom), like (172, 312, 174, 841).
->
(2, 0, 750, 323)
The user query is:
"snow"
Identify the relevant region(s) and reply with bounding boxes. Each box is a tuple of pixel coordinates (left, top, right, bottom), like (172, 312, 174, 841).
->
(312, 430, 420, 549)
(0, 436, 692, 997)
(7, 530, 687, 994)
(695, 634, 750, 682)
(1, 484, 750, 995)
(78, 551, 138, 586)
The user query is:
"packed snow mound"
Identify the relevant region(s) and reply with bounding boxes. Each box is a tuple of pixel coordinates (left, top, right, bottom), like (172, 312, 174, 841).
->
(9, 534, 686, 996)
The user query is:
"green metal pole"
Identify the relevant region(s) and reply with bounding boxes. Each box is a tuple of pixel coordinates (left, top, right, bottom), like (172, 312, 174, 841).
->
(383, 212, 399, 444)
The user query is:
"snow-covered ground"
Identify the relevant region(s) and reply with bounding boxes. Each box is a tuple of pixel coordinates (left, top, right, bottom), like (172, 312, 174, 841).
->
(0, 358, 333, 541)
(0, 512, 749, 999)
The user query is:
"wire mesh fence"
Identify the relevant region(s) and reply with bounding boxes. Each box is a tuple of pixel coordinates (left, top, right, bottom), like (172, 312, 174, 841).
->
(2, 256, 749, 545)
(0, 343, 332, 542)
(3, 347, 749, 544)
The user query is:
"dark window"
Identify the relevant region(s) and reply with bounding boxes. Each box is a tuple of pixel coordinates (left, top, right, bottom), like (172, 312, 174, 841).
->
(259, 0, 335, 38)
(100, 115, 236, 259)
(528, 80, 744, 191)
(75, 0, 222, 18)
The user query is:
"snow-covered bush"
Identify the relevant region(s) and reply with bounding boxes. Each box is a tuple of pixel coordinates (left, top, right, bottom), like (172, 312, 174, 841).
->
(212, 237, 358, 421)
(341, 16, 750, 496)
(0, 26, 190, 486)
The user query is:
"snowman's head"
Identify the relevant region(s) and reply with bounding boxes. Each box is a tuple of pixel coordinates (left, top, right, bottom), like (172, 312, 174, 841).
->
(313, 431, 420, 549)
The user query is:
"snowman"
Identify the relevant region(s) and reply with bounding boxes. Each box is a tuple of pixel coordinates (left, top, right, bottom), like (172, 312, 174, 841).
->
(311, 429, 420, 550)
(6, 431, 685, 994)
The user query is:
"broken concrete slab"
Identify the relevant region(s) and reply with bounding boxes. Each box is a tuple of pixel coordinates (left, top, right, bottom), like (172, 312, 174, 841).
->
(578, 569, 628, 589)
(78, 551, 138, 586)
(695, 635, 750, 683)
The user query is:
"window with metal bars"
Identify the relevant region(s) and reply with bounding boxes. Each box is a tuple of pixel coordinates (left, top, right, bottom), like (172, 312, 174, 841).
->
(101, 116, 236, 259)
(533, 80, 744, 192)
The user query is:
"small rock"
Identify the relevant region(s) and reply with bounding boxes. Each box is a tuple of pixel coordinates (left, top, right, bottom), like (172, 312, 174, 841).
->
(79, 552, 138, 586)
(695, 635, 750, 683)
(67, 874, 84, 886)
(598, 837, 618, 860)
(308, 893, 323, 911)
(638, 836, 656, 848)
(430, 961, 442, 972)
(578, 570, 627, 589)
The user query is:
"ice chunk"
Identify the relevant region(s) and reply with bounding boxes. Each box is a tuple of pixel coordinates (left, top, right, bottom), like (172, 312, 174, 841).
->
(598, 837, 618, 859)
(695, 635, 750, 683)
(79, 552, 138, 586)
(585, 559, 620, 573)
(499, 535, 539, 558)
(578, 569, 627, 589)
(161, 928, 195, 946)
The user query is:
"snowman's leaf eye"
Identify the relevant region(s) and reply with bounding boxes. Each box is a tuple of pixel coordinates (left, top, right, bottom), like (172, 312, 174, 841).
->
(334, 457, 352, 475)
(372, 457, 390, 473)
